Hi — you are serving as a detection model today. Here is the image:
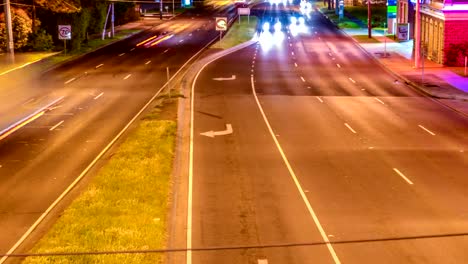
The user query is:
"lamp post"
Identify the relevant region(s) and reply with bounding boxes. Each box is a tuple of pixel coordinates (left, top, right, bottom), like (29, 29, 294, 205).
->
(414, 0, 421, 68)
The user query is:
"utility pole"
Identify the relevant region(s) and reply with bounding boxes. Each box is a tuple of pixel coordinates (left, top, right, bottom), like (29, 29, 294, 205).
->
(4, 0, 15, 59)
(160, 0, 163, 20)
(414, 0, 421, 68)
(368, 0, 372, 38)
(111, 2, 115, 38)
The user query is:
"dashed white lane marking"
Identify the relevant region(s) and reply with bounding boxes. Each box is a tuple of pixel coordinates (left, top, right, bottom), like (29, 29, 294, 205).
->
(258, 259, 268, 264)
(344, 123, 357, 134)
(94, 92, 104, 100)
(124, 74, 132, 80)
(130, 48, 135, 51)
(250, 76, 342, 264)
(316, 96, 324, 103)
(328, 52, 332, 56)
(290, 43, 292, 47)
(300, 76, 306, 82)
(49, 120, 64, 131)
(393, 168, 414, 185)
(418, 125, 436, 136)
(294, 62, 298, 67)
(95, 63, 104, 69)
(179, 39, 184, 43)
(64, 77, 76, 84)
(189, 33, 192, 36)
(348, 77, 356, 84)
(336, 63, 341, 68)
(145, 60, 151, 65)
(163, 49, 170, 53)
(118, 53, 125, 56)
(291, 51, 295, 56)
(374, 98, 385, 104)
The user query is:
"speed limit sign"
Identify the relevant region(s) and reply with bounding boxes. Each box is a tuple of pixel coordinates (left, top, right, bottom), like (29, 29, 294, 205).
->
(58, 25, 72, 40)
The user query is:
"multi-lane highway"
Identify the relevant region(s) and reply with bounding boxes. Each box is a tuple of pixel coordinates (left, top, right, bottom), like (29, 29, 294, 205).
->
(0, 7, 239, 262)
(189, 2, 468, 263)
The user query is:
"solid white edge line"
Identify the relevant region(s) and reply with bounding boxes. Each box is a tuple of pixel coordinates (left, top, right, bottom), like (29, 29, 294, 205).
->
(344, 123, 357, 134)
(49, 120, 64, 131)
(316, 96, 324, 103)
(374, 98, 385, 105)
(94, 92, 104, 100)
(0, 33, 218, 264)
(64, 77, 76, 84)
(418, 125, 436, 136)
(124, 74, 132, 80)
(393, 168, 414, 185)
(250, 75, 341, 264)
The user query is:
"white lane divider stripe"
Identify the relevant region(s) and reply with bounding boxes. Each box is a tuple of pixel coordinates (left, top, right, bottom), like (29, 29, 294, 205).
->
(294, 62, 298, 67)
(344, 123, 357, 134)
(336, 64, 341, 68)
(95, 63, 104, 69)
(130, 48, 135, 51)
(145, 60, 151, 65)
(49, 120, 64, 131)
(118, 53, 125, 56)
(124, 74, 132, 80)
(163, 49, 170, 53)
(393, 168, 414, 185)
(251, 76, 342, 264)
(316, 96, 324, 103)
(418, 125, 436, 136)
(374, 98, 385, 104)
(94, 92, 104, 100)
(258, 259, 268, 264)
(64, 77, 76, 84)
(291, 51, 295, 56)
(300, 76, 306, 82)
(348, 77, 356, 84)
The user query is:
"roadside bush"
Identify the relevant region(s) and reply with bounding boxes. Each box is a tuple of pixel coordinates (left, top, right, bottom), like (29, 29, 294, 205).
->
(29, 29, 54, 51)
(0, 8, 32, 50)
(444, 41, 468, 66)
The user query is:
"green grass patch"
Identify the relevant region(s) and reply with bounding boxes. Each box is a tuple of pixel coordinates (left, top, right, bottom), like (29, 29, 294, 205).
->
(212, 16, 258, 49)
(0, 52, 58, 73)
(338, 21, 361, 28)
(352, 34, 380, 43)
(24, 118, 176, 264)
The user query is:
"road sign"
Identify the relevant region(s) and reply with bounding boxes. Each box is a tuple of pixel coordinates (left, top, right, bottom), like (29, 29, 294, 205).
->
(215, 17, 227, 31)
(58, 25, 71, 40)
(238, 8, 250, 15)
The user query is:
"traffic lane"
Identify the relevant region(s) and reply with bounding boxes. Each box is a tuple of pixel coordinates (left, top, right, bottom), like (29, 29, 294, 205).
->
(256, 96, 468, 263)
(323, 97, 468, 150)
(295, 13, 418, 97)
(0, 59, 169, 254)
(192, 47, 336, 263)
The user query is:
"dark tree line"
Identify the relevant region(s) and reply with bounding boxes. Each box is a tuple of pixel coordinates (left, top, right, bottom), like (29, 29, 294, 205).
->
(1, 0, 138, 52)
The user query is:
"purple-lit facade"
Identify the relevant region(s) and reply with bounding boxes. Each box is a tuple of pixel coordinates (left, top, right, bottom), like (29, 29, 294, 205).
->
(398, 0, 468, 65)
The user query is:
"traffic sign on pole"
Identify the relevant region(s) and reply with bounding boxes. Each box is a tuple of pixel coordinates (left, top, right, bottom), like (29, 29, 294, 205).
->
(58, 25, 72, 40)
(215, 17, 228, 31)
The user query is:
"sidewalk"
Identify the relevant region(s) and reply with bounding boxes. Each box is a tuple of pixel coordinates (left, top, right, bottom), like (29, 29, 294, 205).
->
(343, 28, 468, 116)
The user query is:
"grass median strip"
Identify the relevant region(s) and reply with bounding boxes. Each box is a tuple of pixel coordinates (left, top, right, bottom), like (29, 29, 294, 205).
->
(24, 118, 176, 264)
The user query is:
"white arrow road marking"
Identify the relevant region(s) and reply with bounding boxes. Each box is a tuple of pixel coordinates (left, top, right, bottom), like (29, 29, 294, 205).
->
(212, 75, 236, 81)
(200, 124, 233, 138)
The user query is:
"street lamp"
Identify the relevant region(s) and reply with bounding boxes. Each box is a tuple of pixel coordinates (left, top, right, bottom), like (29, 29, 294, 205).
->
(368, 0, 372, 38)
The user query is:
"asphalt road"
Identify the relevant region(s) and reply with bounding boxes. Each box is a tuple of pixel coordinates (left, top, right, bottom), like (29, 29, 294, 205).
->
(191, 2, 468, 263)
(0, 7, 235, 262)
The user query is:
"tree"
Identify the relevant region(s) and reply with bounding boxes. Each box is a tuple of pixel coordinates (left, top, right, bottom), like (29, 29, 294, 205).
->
(0, 8, 33, 51)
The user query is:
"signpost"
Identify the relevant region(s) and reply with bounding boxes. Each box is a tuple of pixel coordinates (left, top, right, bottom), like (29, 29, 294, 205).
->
(238, 8, 250, 24)
(215, 17, 228, 42)
(58, 25, 72, 55)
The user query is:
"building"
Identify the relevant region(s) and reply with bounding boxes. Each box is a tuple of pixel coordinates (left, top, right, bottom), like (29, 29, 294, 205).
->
(397, 0, 468, 65)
